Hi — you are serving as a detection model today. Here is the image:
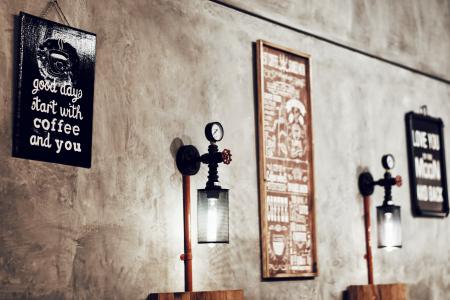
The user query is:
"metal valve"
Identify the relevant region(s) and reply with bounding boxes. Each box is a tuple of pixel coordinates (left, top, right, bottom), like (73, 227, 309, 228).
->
(222, 149, 232, 165)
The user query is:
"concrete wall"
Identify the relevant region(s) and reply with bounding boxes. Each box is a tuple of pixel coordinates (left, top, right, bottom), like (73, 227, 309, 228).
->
(0, 0, 449, 299)
(219, 0, 450, 80)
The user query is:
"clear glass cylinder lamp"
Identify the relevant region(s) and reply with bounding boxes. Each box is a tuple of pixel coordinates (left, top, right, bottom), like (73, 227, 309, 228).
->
(197, 188, 229, 244)
(377, 203, 402, 250)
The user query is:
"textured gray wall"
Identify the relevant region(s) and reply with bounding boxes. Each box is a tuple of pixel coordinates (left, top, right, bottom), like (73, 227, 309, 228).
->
(219, 0, 450, 80)
(0, 0, 449, 299)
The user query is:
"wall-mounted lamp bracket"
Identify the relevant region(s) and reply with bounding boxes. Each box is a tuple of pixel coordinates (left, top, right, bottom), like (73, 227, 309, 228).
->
(176, 144, 232, 186)
(358, 172, 375, 196)
(174, 123, 232, 292)
(176, 145, 201, 176)
(358, 154, 403, 285)
(358, 171, 402, 201)
(358, 154, 402, 199)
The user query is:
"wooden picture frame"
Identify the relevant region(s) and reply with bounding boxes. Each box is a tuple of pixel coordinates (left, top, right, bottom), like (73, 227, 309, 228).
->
(405, 112, 449, 217)
(256, 40, 318, 279)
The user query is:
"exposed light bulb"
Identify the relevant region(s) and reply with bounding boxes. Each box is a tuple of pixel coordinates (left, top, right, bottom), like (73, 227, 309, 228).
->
(207, 197, 218, 243)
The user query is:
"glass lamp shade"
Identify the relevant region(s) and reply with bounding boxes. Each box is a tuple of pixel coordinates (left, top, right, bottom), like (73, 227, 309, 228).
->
(377, 203, 402, 250)
(197, 188, 229, 244)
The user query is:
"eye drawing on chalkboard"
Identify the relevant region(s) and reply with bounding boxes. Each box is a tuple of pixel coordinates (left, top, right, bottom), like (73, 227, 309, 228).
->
(36, 38, 79, 85)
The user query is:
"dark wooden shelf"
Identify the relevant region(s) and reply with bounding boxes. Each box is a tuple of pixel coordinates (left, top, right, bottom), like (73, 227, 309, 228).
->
(346, 284, 406, 300)
(148, 290, 244, 300)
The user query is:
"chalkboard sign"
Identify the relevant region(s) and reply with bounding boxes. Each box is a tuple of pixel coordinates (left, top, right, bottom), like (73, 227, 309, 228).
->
(13, 12, 96, 168)
(256, 40, 318, 279)
(405, 112, 449, 217)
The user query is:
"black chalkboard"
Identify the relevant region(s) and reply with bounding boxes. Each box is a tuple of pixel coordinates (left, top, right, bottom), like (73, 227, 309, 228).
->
(13, 12, 96, 168)
(405, 112, 449, 217)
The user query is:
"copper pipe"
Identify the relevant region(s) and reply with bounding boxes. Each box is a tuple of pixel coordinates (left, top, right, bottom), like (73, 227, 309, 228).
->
(363, 195, 374, 285)
(181, 175, 193, 292)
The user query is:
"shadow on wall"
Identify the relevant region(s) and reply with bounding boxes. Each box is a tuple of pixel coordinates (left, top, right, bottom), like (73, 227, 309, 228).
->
(170, 136, 194, 159)
(170, 137, 184, 160)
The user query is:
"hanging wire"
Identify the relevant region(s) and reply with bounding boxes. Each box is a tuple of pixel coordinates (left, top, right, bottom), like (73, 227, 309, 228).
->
(54, 1, 71, 26)
(40, 0, 71, 27)
(420, 105, 428, 116)
(40, 0, 54, 18)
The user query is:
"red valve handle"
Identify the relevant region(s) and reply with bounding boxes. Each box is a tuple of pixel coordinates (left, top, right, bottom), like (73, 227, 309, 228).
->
(395, 175, 402, 187)
(222, 149, 232, 165)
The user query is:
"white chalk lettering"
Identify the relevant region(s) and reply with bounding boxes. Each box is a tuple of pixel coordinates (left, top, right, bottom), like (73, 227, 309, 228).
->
(417, 184, 443, 202)
(29, 132, 51, 148)
(30, 75, 86, 155)
(427, 133, 440, 151)
(55, 139, 81, 153)
(31, 96, 58, 114)
(32, 117, 80, 136)
(59, 104, 83, 120)
(55, 139, 64, 154)
(412, 130, 428, 149)
(415, 157, 441, 180)
(60, 82, 83, 103)
(32, 78, 57, 95)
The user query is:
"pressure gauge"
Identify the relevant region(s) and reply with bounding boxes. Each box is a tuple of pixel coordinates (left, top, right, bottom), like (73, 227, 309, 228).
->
(205, 122, 224, 142)
(382, 154, 395, 170)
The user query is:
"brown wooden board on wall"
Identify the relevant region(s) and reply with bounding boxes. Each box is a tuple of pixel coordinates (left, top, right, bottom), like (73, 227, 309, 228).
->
(256, 40, 318, 279)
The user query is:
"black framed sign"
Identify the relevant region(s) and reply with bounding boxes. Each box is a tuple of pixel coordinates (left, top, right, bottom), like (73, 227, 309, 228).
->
(13, 12, 96, 168)
(405, 112, 449, 217)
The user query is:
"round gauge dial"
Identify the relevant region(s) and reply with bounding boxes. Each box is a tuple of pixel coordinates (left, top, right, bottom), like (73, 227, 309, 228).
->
(205, 122, 224, 142)
(382, 154, 395, 170)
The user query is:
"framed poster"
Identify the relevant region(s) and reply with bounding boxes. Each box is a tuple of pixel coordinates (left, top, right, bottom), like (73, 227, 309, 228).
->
(13, 12, 96, 168)
(405, 112, 449, 217)
(256, 40, 318, 279)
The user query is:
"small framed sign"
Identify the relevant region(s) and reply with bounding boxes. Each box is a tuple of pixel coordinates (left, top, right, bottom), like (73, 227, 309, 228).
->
(256, 40, 318, 279)
(405, 112, 449, 217)
(13, 12, 96, 168)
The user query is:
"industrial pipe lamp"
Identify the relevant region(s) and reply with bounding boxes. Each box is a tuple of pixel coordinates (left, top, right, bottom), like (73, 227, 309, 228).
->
(175, 122, 232, 291)
(358, 154, 402, 284)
